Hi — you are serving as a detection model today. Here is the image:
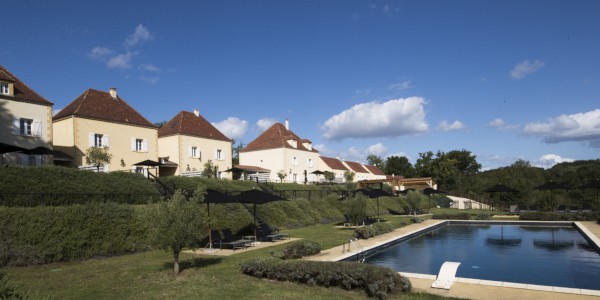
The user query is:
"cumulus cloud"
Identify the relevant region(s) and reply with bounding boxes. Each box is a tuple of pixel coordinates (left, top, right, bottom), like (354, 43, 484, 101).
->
(510, 59, 545, 79)
(212, 117, 248, 140)
(313, 144, 333, 155)
(139, 64, 160, 72)
(321, 97, 429, 140)
(534, 154, 575, 169)
(437, 120, 465, 131)
(256, 118, 277, 132)
(388, 80, 413, 91)
(523, 109, 600, 148)
(107, 52, 134, 69)
(89, 47, 112, 60)
(488, 118, 519, 131)
(140, 75, 159, 84)
(366, 143, 388, 156)
(125, 24, 153, 47)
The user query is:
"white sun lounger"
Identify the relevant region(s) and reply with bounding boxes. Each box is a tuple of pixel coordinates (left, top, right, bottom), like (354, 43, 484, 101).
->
(431, 261, 461, 289)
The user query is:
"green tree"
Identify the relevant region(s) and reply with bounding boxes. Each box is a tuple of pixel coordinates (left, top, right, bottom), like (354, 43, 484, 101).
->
(414, 151, 435, 177)
(146, 188, 208, 275)
(323, 171, 335, 183)
(277, 170, 287, 183)
(385, 156, 415, 177)
(85, 147, 113, 172)
(405, 190, 425, 216)
(154, 120, 167, 128)
(344, 194, 368, 226)
(231, 140, 245, 166)
(344, 170, 356, 191)
(202, 160, 218, 178)
(366, 155, 385, 170)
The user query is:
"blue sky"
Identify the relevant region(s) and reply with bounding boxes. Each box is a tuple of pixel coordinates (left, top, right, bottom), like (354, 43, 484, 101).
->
(2, 0, 599, 170)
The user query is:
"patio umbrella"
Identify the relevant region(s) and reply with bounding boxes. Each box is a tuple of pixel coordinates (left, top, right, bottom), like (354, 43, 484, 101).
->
(579, 179, 600, 207)
(0, 143, 27, 165)
(422, 187, 447, 206)
(398, 188, 416, 195)
(310, 170, 325, 175)
(484, 184, 518, 210)
(235, 189, 286, 240)
(486, 226, 522, 247)
(133, 159, 161, 166)
(203, 189, 239, 251)
(535, 181, 568, 209)
(355, 188, 394, 220)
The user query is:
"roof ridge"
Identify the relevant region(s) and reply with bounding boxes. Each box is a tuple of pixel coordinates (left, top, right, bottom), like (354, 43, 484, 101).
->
(0, 65, 53, 105)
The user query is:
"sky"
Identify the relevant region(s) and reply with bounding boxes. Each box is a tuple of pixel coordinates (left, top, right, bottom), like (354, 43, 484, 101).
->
(2, 0, 599, 170)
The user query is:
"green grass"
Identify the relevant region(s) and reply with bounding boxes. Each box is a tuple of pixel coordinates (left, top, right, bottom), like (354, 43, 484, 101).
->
(4, 218, 458, 300)
(430, 207, 495, 217)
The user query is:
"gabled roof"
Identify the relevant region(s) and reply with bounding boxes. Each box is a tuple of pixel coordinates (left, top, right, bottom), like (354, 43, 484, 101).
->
(0, 65, 52, 106)
(364, 164, 386, 176)
(319, 156, 348, 171)
(53, 89, 155, 128)
(344, 161, 369, 173)
(158, 110, 231, 142)
(232, 165, 270, 173)
(240, 122, 318, 153)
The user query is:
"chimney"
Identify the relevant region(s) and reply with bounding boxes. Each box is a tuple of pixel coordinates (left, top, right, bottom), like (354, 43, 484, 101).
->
(285, 119, 289, 130)
(109, 87, 117, 99)
(193, 108, 199, 117)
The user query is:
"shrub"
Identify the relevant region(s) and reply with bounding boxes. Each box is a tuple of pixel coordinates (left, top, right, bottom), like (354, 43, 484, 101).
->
(476, 213, 491, 220)
(432, 213, 470, 220)
(519, 212, 600, 221)
(410, 217, 422, 223)
(280, 240, 321, 259)
(240, 258, 411, 299)
(353, 222, 394, 239)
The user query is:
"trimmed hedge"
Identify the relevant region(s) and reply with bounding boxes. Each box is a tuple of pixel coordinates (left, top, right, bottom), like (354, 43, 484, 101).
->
(280, 240, 321, 259)
(240, 258, 411, 299)
(0, 203, 149, 267)
(432, 213, 471, 220)
(0, 166, 160, 206)
(354, 223, 394, 239)
(519, 212, 600, 221)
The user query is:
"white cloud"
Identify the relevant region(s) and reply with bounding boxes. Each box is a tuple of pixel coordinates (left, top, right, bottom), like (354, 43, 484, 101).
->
(366, 143, 388, 156)
(437, 120, 465, 131)
(140, 75, 159, 84)
(212, 117, 248, 141)
(89, 47, 112, 60)
(510, 59, 545, 79)
(107, 52, 134, 69)
(523, 109, 600, 148)
(321, 97, 429, 140)
(313, 144, 332, 155)
(139, 64, 160, 73)
(256, 118, 277, 132)
(340, 146, 365, 163)
(388, 80, 413, 91)
(488, 118, 519, 131)
(534, 154, 575, 169)
(125, 24, 153, 47)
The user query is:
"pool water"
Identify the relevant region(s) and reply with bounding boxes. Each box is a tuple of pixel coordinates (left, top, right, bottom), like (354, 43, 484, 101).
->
(365, 224, 600, 290)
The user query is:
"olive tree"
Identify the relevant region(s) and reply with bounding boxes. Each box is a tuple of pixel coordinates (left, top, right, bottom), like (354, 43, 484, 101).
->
(85, 147, 112, 172)
(345, 194, 368, 226)
(405, 190, 426, 216)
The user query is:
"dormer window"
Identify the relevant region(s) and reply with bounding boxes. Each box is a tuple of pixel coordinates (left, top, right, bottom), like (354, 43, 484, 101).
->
(0, 82, 9, 95)
(287, 139, 297, 148)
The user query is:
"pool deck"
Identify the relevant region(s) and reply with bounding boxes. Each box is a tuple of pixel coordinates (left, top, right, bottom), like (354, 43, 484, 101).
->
(304, 217, 600, 299)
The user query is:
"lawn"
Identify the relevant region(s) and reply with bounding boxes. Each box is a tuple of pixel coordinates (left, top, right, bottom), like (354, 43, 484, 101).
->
(4, 215, 459, 300)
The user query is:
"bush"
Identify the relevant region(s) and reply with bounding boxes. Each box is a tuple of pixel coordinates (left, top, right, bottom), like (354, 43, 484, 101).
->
(432, 213, 470, 220)
(354, 222, 394, 239)
(519, 212, 600, 221)
(280, 240, 321, 259)
(410, 217, 422, 223)
(476, 213, 491, 220)
(240, 258, 411, 299)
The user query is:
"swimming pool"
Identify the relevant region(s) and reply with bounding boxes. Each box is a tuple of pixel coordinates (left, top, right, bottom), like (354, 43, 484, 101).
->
(364, 223, 600, 290)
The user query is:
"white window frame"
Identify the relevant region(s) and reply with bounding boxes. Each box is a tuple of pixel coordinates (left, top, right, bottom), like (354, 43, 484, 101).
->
(191, 146, 198, 158)
(0, 82, 9, 95)
(94, 134, 104, 148)
(216, 149, 223, 160)
(20, 118, 33, 136)
(308, 158, 313, 168)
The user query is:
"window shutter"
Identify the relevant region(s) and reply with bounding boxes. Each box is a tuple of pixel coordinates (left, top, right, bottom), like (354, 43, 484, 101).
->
(33, 120, 42, 137)
(104, 135, 110, 148)
(142, 140, 148, 153)
(188, 146, 193, 158)
(221, 150, 226, 161)
(89, 133, 95, 147)
(13, 118, 20, 135)
(131, 138, 136, 151)
(214, 149, 217, 159)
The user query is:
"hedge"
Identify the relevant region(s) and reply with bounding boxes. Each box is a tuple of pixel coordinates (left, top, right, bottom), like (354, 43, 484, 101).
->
(519, 212, 600, 221)
(240, 258, 411, 299)
(280, 240, 321, 259)
(354, 223, 394, 239)
(431, 213, 471, 220)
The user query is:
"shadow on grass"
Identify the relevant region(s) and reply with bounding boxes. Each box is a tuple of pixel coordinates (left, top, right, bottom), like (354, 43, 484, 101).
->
(161, 256, 223, 272)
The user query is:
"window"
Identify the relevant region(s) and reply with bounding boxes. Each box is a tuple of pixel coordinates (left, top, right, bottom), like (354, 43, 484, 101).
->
(94, 134, 104, 148)
(135, 139, 143, 152)
(292, 157, 298, 166)
(20, 119, 33, 136)
(308, 158, 313, 168)
(0, 82, 9, 95)
(191, 146, 198, 158)
(216, 149, 223, 160)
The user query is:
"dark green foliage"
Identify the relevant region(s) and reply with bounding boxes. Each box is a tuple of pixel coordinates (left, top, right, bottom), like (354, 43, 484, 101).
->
(344, 194, 367, 226)
(0, 271, 26, 299)
(519, 212, 599, 221)
(280, 240, 321, 259)
(410, 217, 422, 223)
(384, 155, 415, 177)
(159, 176, 257, 193)
(353, 222, 394, 239)
(0, 203, 149, 267)
(0, 166, 160, 206)
(432, 213, 471, 220)
(240, 258, 411, 299)
(476, 213, 492, 220)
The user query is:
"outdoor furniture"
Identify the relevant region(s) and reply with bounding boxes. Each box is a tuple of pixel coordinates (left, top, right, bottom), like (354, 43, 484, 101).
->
(258, 224, 288, 241)
(212, 229, 247, 250)
(222, 229, 254, 248)
(431, 261, 461, 290)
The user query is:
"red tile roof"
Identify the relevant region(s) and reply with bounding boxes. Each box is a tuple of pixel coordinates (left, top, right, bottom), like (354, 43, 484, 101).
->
(344, 161, 369, 173)
(53, 89, 155, 128)
(319, 156, 348, 171)
(364, 164, 386, 175)
(233, 165, 270, 173)
(0, 65, 52, 106)
(240, 122, 318, 153)
(158, 110, 231, 141)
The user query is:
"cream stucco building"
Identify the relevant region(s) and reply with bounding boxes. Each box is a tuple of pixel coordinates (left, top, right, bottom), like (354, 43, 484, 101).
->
(0, 65, 54, 166)
(239, 120, 320, 183)
(158, 109, 232, 178)
(52, 88, 158, 173)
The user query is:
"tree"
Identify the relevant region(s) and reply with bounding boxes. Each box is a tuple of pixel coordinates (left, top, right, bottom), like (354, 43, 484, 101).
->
(146, 188, 208, 275)
(202, 160, 218, 178)
(414, 151, 435, 177)
(366, 155, 385, 170)
(385, 156, 415, 177)
(345, 194, 368, 226)
(405, 190, 425, 216)
(277, 170, 287, 183)
(344, 170, 356, 191)
(85, 147, 112, 172)
(323, 171, 335, 183)
(154, 121, 167, 128)
(231, 139, 245, 166)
